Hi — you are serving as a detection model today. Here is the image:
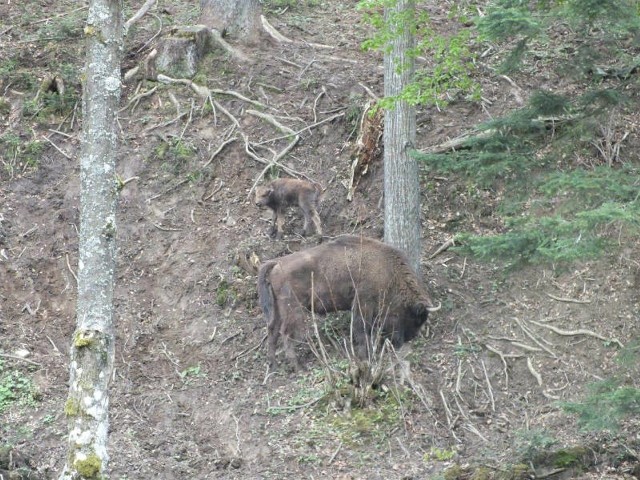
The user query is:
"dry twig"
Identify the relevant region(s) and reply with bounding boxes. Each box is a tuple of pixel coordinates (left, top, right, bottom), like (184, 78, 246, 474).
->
(42, 135, 72, 159)
(66, 253, 78, 285)
(429, 238, 455, 259)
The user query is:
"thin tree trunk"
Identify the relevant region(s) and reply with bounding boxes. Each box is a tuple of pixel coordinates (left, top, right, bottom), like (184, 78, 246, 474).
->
(383, 0, 420, 275)
(59, 0, 122, 478)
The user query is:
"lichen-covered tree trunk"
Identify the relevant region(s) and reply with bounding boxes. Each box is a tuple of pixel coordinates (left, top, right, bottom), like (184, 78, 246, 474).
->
(59, 0, 123, 478)
(199, 0, 261, 42)
(383, 0, 420, 275)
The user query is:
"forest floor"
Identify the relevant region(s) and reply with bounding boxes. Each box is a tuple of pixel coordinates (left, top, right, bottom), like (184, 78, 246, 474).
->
(1, 1, 639, 479)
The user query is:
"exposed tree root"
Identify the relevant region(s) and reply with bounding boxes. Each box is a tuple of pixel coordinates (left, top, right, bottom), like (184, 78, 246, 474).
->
(119, 85, 157, 113)
(209, 27, 250, 63)
(203, 137, 238, 168)
(526, 357, 543, 386)
(515, 317, 557, 358)
(261, 15, 334, 50)
(529, 319, 624, 348)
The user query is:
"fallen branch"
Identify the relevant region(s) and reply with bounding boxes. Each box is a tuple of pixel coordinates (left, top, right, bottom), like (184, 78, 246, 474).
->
(429, 238, 455, 259)
(153, 223, 183, 232)
(135, 13, 163, 54)
(481, 360, 495, 412)
(529, 319, 624, 348)
(125, 0, 157, 33)
(419, 130, 489, 154)
(120, 176, 139, 187)
(0, 353, 41, 366)
(545, 292, 591, 304)
(439, 390, 454, 428)
(148, 178, 189, 201)
(42, 135, 72, 160)
(232, 334, 267, 362)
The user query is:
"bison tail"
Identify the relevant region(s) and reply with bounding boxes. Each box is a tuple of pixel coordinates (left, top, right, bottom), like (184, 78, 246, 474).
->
(257, 260, 277, 324)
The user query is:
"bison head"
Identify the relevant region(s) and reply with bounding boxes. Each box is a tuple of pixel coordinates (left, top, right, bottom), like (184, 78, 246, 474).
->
(254, 186, 273, 207)
(411, 300, 441, 317)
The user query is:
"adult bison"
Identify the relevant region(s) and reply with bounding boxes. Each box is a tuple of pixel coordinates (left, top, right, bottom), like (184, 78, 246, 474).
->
(257, 235, 440, 371)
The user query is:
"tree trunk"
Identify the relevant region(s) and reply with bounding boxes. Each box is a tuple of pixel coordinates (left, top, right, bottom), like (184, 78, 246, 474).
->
(199, 0, 262, 43)
(59, 0, 122, 478)
(383, 0, 421, 275)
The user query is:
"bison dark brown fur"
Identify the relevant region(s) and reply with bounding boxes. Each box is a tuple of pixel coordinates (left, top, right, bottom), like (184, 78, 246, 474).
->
(257, 235, 440, 371)
(254, 178, 323, 239)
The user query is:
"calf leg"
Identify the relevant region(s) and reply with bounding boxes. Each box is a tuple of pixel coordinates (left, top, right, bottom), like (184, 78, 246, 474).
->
(301, 205, 322, 236)
(274, 207, 285, 239)
(311, 209, 322, 236)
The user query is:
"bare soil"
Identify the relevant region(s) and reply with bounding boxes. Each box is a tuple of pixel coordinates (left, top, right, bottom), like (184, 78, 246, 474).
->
(1, 1, 639, 479)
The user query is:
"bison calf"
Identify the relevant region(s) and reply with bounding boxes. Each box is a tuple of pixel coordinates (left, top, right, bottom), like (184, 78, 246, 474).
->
(257, 235, 440, 371)
(254, 178, 322, 239)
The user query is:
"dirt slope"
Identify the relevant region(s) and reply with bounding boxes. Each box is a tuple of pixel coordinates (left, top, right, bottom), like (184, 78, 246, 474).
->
(1, 1, 639, 479)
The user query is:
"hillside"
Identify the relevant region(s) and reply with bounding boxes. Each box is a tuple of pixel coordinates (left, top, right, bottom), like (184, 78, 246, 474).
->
(1, 1, 639, 479)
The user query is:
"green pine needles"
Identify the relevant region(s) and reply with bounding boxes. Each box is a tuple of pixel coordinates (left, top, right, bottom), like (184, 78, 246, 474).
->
(561, 378, 640, 431)
(357, 0, 480, 109)
(477, 0, 640, 74)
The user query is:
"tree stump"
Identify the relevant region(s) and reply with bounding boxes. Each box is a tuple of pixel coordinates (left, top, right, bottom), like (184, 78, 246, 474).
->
(155, 25, 211, 78)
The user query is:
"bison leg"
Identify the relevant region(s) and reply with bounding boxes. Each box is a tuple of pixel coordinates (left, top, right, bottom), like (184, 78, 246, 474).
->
(311, 210, 322, 236)
(267, 316, 280, 371)
(274, 207, 285, 239)
(350, 303, 373, 360)
(267, 209, 278, 237)
(280, 313, 303, 371)
(301, 205, 322, 237)
(282, 333, 302, 372)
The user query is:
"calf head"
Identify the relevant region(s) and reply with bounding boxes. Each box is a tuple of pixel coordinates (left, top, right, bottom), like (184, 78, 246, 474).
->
(255, 186, 273, 208)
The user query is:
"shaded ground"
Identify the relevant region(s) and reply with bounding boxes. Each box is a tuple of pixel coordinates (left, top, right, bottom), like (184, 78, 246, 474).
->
(1, 1, 639, 479)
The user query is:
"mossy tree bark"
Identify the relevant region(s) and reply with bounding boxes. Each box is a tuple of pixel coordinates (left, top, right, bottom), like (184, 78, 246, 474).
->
(199, 0, 262, 43)
(59, 0, 122, 478)
(383, 0, 421, 275)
